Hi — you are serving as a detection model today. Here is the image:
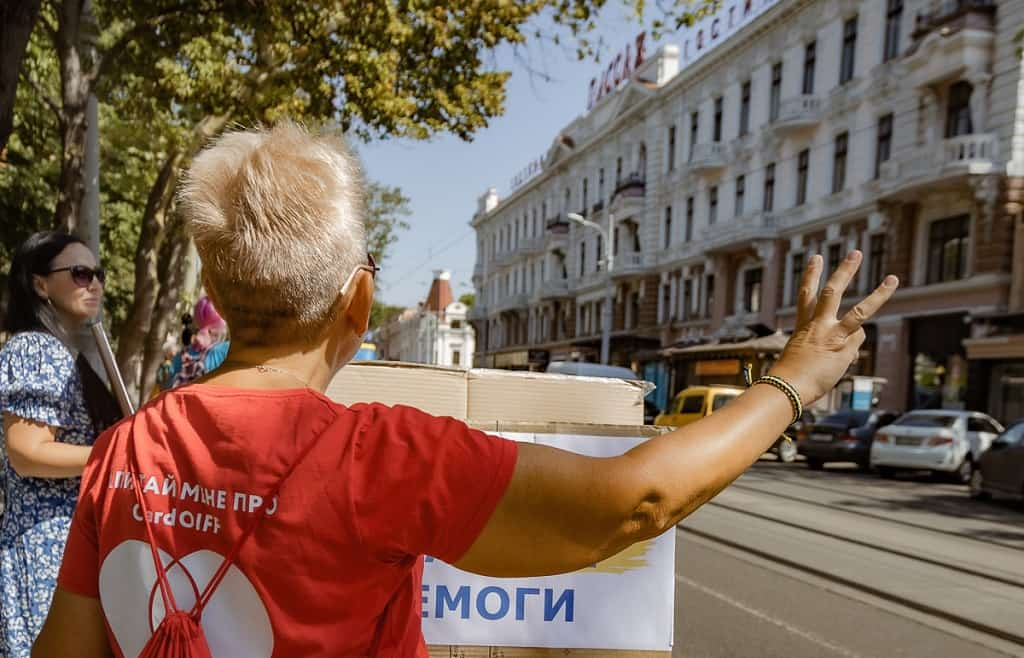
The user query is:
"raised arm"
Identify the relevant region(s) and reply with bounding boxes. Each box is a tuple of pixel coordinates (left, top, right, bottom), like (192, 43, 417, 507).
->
(456, 251, 898, 577)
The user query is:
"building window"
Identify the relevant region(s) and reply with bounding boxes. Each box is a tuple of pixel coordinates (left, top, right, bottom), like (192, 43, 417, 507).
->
(828, 243, 842, 277)
(596, 235, 603, 271)
(682, 279, 693, 321)
(598, 168, 605, 204)
(832, 131, 848, 194)
(689, 111, 699, 160)
(685, 196, 694, 241)
(452, 350, 461, 366)
(613, 226, 619, 255)
(927, 215, 969, 284)
(840, 16, 858, 85)
(735, 175, 745, 216)
(713, 96, 723, 142)
(883, 0, 903, 62)
(668, 125, 677, 171)
(868, 234, 886, 287)
(763, 163, 775, 212)
(582, 178, 588, 210)
(946, 81, 973, 138)
(709, 186, 718, 225)
(802, 41, 816, 95)
(739, 80, 751, 136)
(451, 319, 462, 329)
(790, 251, 805, 305)
(796, 149, 810, 205)
(662, 285, 672, 322)
(664, 206, 673, 248)
(616, 157, 623, 185)
(770, 62, 782, 121)
(579, 241, 586, 277)
(564, 187, 570, 213)
(875, 113, 893, 179)
(743, 267, 763, 313)
(706, 274, 716, 318)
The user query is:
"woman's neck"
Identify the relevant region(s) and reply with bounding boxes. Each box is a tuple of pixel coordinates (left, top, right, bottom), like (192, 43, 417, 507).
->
(209, 341, 339, 392)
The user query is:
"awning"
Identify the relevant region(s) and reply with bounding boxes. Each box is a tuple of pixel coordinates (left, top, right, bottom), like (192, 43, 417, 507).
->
(963, 334, 1024, 360)
(661, 331, 789, 358)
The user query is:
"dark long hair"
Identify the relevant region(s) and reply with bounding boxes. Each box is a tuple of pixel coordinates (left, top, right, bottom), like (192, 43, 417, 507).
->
(5, 231, 122, 434)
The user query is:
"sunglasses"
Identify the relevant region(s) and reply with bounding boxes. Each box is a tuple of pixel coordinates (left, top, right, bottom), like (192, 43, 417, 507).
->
(47, 265, 106, 287)
(340, 253, 380, 297)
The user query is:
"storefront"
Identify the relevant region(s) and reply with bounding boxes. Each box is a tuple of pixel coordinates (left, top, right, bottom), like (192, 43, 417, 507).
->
(964, 332, 1024, 424)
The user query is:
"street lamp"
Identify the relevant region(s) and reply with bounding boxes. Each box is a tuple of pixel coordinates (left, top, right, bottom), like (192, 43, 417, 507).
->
(567, 211, 614, 365)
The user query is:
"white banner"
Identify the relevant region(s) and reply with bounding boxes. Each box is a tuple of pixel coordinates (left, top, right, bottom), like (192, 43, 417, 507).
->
(422, 433, 675, 650)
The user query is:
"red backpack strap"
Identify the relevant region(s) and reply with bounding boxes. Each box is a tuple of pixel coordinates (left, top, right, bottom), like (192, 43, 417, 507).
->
(127, 415, 182, 617)
(187, 411, 341, 618)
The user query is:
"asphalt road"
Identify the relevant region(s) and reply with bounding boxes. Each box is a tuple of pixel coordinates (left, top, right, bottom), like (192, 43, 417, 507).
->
(673, 459, 1024, 658)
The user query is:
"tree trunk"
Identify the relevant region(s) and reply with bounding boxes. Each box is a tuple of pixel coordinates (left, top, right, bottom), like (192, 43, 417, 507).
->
(0, 0, 42, 152)
(114, 114, 231, 404)
(52, 0, 94, 233)
(114, 148, 184, 402)
(138, 211, 190, 405)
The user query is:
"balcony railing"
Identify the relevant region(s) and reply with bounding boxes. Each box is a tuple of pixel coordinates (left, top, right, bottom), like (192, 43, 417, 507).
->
(879, 132, 997, 182)
(942, 132, 997, 173)
(772, 95, 822, 132)
(912, 0, 995, 41)
(537, 279, 570, 299)
(546, 217, 570, 233)
(688, 143, 728, 173)
(612, 251, 650, 277)
(613, 173, 646, 199)
(494, 292, 530, 313)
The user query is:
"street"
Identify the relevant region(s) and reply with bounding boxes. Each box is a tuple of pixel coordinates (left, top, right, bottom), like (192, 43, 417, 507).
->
(674, 459, 1024, 658)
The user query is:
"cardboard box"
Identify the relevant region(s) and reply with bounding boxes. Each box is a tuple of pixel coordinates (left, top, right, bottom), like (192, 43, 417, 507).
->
(327, 362, 649, 426)
(467, 369, 647, 425)
(325, 361, 468, 419)
(324, 362, 670, 658)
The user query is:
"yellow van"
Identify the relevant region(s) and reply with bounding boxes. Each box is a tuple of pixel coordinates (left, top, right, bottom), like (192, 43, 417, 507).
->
(654, 385, 744, 427)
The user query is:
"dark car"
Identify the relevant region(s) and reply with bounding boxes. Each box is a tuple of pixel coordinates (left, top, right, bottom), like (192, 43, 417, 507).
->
(970, 420, 1024, 502)
(798, 409, 899, 471)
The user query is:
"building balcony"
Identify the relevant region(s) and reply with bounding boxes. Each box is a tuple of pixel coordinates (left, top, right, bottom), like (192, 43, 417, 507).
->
(882, 132, 997, 183)
(536, 278, 570, 300)
(688, 142, 728, 174)
(772, 95, 822, 133)
(912, 0, 995, 42)
(657, 241, 702, 267)
(613, 173, 645, 198)
(546, 217, 571, 233)
(612, 251, 652, 278)
(493, 292, 530, 313)
(906, 0, 994, 87)
(573, 270, 605, 291)
(941, 132, 997, 174)
(699, 212, 778, 253)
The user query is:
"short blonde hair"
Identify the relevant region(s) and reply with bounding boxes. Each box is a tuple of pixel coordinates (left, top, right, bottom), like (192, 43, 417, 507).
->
(179, 121, 367, 344)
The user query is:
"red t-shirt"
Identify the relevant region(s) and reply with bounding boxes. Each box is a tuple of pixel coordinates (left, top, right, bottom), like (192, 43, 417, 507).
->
(58, 386, 517, 657)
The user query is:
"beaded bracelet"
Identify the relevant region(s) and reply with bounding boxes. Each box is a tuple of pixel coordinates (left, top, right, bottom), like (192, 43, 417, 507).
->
(742, 363, 803, 443)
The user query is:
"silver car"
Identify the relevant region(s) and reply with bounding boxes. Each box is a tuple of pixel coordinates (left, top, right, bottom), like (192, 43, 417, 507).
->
(870, 410, 1004, 483)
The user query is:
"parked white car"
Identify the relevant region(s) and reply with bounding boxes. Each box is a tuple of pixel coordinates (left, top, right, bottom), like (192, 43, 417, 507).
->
(870, 410, 1004, 483)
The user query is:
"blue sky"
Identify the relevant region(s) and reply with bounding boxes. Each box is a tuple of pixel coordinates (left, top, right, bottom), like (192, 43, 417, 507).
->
(360, 7, 649, 308)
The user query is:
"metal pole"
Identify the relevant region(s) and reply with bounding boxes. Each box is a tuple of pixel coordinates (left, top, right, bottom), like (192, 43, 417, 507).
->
(90, 321, 135, 417)
(600, 212, 614, 365)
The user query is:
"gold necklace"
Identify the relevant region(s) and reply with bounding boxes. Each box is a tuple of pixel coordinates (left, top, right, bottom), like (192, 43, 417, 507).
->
(222, 361, 312, 388)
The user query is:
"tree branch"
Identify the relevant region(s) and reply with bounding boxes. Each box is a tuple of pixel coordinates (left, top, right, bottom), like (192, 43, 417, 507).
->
(90, 1, 204, 82)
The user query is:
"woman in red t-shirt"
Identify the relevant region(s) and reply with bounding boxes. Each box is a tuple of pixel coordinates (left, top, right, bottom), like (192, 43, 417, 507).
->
(34, 122, 897, 658)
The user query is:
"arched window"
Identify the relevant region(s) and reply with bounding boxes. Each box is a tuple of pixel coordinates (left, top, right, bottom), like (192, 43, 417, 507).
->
(637, 143, 647, 179)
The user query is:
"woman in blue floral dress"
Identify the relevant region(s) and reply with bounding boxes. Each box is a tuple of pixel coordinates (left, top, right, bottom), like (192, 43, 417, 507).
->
(0, 232, 121, 657)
